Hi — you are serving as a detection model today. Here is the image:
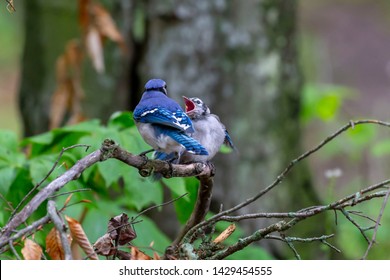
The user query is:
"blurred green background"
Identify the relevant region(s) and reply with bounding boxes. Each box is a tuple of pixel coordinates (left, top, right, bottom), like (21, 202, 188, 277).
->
(1, 0, 390, 259)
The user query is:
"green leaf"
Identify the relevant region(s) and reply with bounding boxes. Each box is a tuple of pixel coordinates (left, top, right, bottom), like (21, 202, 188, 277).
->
(21, 131, 53, 146)
(164, 177, 188, 199)
(108, 111, 135, 130)
(0, 130, 25, 167)
(119, 126, 151, 154)
(28, 154, 59, 184)
(0, 166, 17, 194)
(54, 119, 101, 133)
(121, 168, 162, 211)
(166, 177, 198, 224)
(301, 84, 352, 123)
(0, 130, 18, 151)
(316, 94, 341, 121)
(132, 214, 171, 252)
(97, 160, 122, 187)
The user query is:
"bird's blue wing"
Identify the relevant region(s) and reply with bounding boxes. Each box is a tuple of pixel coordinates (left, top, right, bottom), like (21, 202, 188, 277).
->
(134, 106, 194, 133)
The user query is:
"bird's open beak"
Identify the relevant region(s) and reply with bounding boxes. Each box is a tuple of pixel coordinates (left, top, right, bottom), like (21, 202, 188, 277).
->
(183, 96, 195, 113)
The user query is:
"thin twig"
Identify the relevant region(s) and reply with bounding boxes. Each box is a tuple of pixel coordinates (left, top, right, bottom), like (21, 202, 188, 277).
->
(322, 240, 341, 253)
(184, 120, 390, 242)
(106, 193, 189, 237)
(9, 144, 91, 222)
(0, 215, 51, 255)
(8, 240, 20, 260)
(0, 193, 14, 212)
(47, 201, 72, 260)
(6, 0, 15, 12)
(132, 193, 188, 222)
(362, 188, 390, 259)
(340, 209, 370, 243)
(0, 149, 101, 248)
(348, 210, 378, 224)
(49, 188, 92, 199)
(171, 172, 214, 247)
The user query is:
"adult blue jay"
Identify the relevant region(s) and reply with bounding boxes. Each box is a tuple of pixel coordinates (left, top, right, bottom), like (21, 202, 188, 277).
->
(133, 79, 208, 159)
(154, 96, 235, 164)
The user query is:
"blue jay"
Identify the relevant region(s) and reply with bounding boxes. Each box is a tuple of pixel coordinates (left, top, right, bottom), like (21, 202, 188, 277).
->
(180, 96, 235, 163)
(154, 96, 235, 164)
(133, 79, 208, 160)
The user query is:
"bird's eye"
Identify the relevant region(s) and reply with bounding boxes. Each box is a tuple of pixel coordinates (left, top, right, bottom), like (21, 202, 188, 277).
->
(196, 100, 201, 104)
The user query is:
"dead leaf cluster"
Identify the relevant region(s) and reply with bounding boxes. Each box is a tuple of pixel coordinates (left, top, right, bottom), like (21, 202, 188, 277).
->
(49, 0, 127, 129)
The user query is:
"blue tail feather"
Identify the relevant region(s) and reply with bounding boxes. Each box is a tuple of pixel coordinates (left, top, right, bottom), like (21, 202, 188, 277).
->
(167, 130, 209, 155)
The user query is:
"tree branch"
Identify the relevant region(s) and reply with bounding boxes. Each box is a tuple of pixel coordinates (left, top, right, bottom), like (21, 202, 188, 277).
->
(183, 120, 390, 244)
(0, 139, 214, 249)
(47, 200, 72, 260)
(362, 187, 390, 259)
(2, 120, 390, 260)
(170, 169, 214, 249)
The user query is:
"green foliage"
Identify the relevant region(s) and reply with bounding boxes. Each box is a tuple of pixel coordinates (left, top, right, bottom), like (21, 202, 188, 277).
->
(301, 84, 351, 123)
(0, 112, 193, 258)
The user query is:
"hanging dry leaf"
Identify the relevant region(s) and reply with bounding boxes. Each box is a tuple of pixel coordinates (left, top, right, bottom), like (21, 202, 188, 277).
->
(90, 3, 127, 53)
(22, 239, 43, 260)
(93, 233, 114, 256)
(65, 215, 98, 260)
(108, 213, 137, 245)
(116, 250, 132, 260)
(85, 26, 105, 73)
(50, 39, 85, 129)
(46, 227, 72, 260)
(78, 0, 90, 34)
(131, 246, 152, 260)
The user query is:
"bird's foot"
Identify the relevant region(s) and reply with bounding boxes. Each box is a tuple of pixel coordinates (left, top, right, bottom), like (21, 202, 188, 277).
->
(139, 149, 154, 157)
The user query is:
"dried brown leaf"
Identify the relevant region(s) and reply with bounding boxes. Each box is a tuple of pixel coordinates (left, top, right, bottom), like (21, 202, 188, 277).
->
(50, 80, 73, 129)
(50, 39, 84, 129)
(65, 215, 98, 260)
(22, 239, 42, 260)
(108, 213, 137, 245)
(131, 246, 152, 260)
(93, 233, 113, 256)
(85, 26, 104, 73)
(153, 251, 161, 260)
(78, 0, 90, 34)
(45, 227, 72, 260)
(90, 3, 127, 53)
(63, 194, 73, 208)
(116, 250, 132, 260)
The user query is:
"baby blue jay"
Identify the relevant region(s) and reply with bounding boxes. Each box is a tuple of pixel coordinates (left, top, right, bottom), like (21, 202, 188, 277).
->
(154, 96, 235, 164)
(133, 79, 208, 160)
(180, 96, 235, 163)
